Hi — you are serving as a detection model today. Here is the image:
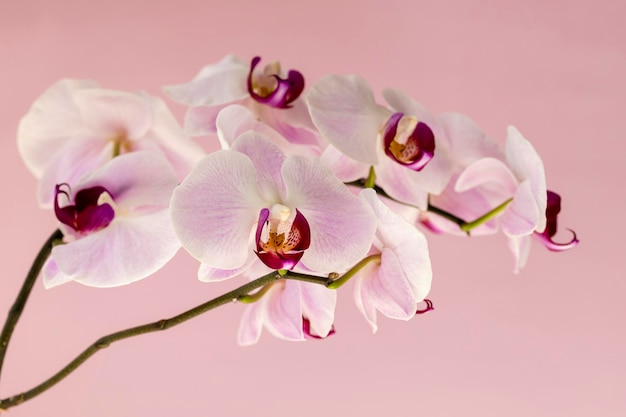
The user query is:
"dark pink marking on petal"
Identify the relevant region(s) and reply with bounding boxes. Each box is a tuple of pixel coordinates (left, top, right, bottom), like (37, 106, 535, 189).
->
(415, 299, 434, 315)
(254, 208, 271, 253)
(256, 250, 305, 270)
(289, 209, 311, 251)
(302, 317, 336, 340)
(533, 190, 579, 252)
(382, 112, 435, 171)
(53, 183, 115, 234)
(247, 56, 305, 109)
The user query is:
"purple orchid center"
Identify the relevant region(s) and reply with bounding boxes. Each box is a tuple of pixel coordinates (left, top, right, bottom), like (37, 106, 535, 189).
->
(247, 56, 305, 109)
(54, 183, 115, 234)
(382, 112, 435, 171)
(302, 317, 336, 340)
(254, 205, 311, 270)
(533, 190, 579, 251)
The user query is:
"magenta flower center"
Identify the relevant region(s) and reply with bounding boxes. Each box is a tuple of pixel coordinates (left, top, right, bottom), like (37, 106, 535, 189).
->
(247, 56, 305, 109)
(254, 204, 311, 270)
(533, 190, 578, 251)
(54, 183, 115, 234)
(382, 112, 435, 171)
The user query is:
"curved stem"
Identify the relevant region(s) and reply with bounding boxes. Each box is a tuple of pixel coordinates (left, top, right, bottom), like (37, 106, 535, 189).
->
(327, 254, 381, 289)
(0, 270, 318, 410)
(0, 229, 62, 384)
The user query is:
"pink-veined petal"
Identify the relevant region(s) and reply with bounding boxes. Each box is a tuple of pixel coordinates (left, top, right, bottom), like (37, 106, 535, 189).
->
(51, 211, 180, 287)
(264, 281, 304, 341)
(282, 156, 376, 272)
(361, 189, 432, 301)
(307, 75, 389, 165)
(74, 89, 153, 139)
(455, 157, 518, 195)
(17, 79, 98, 178)
(183, 99, 249, 137)
(170, 150, 265, 269)
(231, 132, 287, 202)
(439, 112, 503, 166)
(300, 283, 337, 338)
(505, 126, 547, 232)
(163, 55, 249, 107)
(199, 254, 272, 283)
(501, 180, 540, 237)
(364, 248, 417, 320)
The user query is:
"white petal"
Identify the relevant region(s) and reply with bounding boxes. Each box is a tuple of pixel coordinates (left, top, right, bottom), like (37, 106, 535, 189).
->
(163, 55, 249, 107)
(376, 160, 429, 210)
(455, 157, 518, 194)
(52, 211, 180, 287)
(231, 132, 286, 202)
(264, 281, 304, 341)
(42, 258, 74, 289)
(170, 150, 265, 269)
(439, 112, 503, 166)
(354, 269, 379, 333)
(508, 235, 532, 274)
(237, 300, 265, 346)
(307, 75, 389, 165)
(501, 180, 540, 237)
(300, 283, 337, 338)
(74, 89, 153, 139)
(18, 79, 98, 178)
(505, 126, 547, 232)
(282, 156, 376, 273)
(320, 144, 370, 182)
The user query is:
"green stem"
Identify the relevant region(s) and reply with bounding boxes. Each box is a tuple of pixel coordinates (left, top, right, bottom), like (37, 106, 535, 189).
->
(459, 198, 513, 233)
(0, 229, 63, 385)
(327, 254, 381, 289)
(364, 166, 376, 188)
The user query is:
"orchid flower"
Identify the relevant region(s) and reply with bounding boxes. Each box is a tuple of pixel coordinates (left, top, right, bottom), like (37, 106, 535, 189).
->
(307, 75, 454, 210)
(354, 189, 432, 332)
(43, 152, 181, 288)
(18, 79, 205, 207)
(456, 126, 578, 271)
(164, 55, 321, 147)
(170, 131, 376, 279)
(238, 279, 336, 345)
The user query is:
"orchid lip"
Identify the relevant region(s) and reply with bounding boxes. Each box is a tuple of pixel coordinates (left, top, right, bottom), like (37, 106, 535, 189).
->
(534, 190, 579, 252)
(302, 317, 336, 340)
(382, 112, 435, 171)
(415, 299, 434, 315)
(254, 206, 311, 270)
(54, 183, 115, 233)
(247, 56, 305, 109)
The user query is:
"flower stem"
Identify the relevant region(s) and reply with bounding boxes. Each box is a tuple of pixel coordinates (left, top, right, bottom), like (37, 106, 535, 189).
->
(458, 198, 513, 233)
(364, 166, 376, 188)
(0, 270, 310, 410)
(0, 229, 63, 385)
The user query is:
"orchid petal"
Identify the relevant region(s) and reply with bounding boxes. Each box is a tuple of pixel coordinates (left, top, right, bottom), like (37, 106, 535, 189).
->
(300, 283, 337, 338)
(42, 258, 74, 289)
(439, 112, 503, 165)
(237, 298, 265, 346)
(51, 211, 180, 287)
(264, 281, 304, 341)
(198, 253, 270, 283)
(354, 267, 379, 333)
(376, 160, 429, 210)
(506, 126, 547, 232)
(163, 55, 249, 107)
(455, 157, 518, 195)
(508, 235, 532, 274)
(17, 79, 98, 178)
(282, 156, 376, 272)
(307, 75, 389, 165)
(501, 180, 540, 237)
(183, 101, 247, 137)
(231, 132, 286, 201)
(320, 144, 370, 182)
(74, 89, 153, 139)
(170, 150, 265, 269)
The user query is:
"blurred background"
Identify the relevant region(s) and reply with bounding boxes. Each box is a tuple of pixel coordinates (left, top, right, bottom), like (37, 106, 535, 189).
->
(0, 0, 623, 415)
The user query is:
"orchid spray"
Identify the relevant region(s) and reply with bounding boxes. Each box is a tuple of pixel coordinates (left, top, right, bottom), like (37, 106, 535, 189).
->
(0, 55, 578, 410)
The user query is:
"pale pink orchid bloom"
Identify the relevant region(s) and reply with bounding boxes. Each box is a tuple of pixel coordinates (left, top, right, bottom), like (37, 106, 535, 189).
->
(42, 152, 181, 288)
(170, 131, 376, 277)
(238, 279, 337, 345)
(18, 79, 205, 207)
(456, 126, 578, 271)
(419, 112, 509, 236)
(164, 55, 321, 148)
(354, 189, 432, 332)
(307, 75, 454, 210)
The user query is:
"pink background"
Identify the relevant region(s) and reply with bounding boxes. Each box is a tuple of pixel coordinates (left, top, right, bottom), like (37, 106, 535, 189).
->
(0, 0, 623, 416)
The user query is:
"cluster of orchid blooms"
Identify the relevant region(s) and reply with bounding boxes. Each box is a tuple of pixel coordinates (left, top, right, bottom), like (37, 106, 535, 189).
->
(16, 55, 578, 345)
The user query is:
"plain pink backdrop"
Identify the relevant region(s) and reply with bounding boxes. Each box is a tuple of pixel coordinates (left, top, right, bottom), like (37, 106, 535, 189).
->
(0, 0, 623, 416)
